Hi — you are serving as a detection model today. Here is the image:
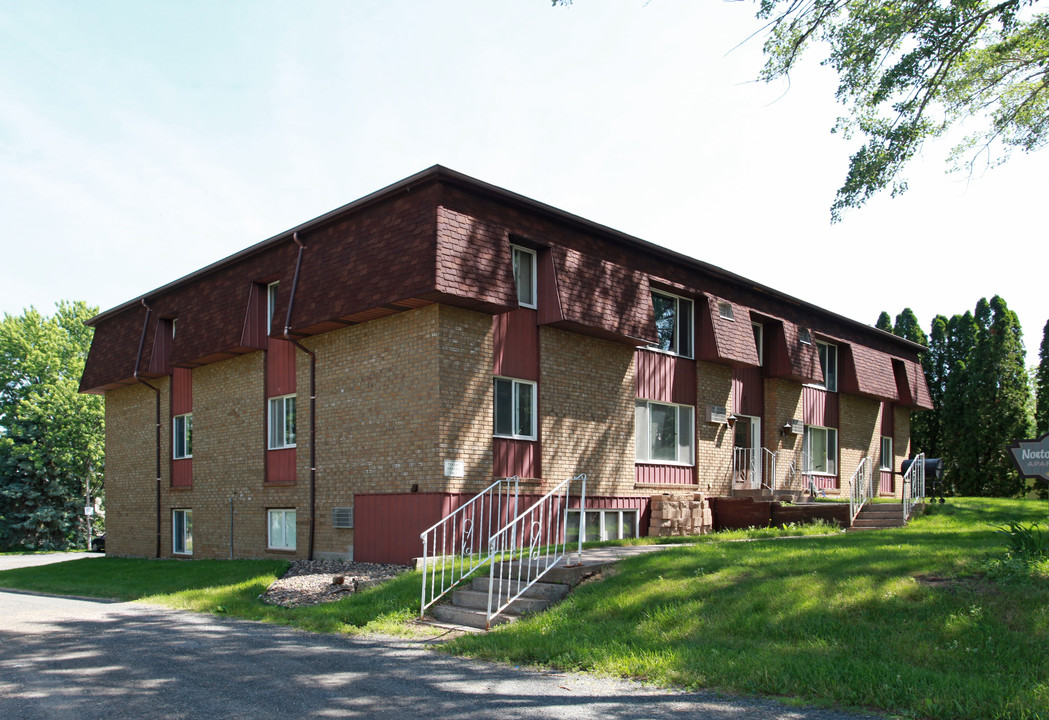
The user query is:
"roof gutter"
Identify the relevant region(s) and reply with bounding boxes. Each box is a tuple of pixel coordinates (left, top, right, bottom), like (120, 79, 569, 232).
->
(283, 232, 317, 561)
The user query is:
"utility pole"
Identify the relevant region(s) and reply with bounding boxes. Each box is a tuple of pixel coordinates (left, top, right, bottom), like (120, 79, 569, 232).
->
(85, 462, 93, 551)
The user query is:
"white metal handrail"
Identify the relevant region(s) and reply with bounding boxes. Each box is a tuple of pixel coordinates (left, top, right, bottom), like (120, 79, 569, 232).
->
(902, 452, 926, 521)
(485, 473, 586, 629)
(731, 447, 778, 492)
(761, 448, 777, 492)
(848, 457, 873, 522)
(419, 476, 519, 617)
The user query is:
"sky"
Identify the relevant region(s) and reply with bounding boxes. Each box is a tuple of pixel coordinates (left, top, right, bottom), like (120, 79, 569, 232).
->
(1, 1, 1044, 368)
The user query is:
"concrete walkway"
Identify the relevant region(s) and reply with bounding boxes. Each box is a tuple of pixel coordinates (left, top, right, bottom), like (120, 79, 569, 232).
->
(0, 551, 103, 572)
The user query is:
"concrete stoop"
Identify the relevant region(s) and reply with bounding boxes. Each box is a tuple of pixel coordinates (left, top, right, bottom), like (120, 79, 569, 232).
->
(429, 558, 612, 630)
(849, 503, 907, 531)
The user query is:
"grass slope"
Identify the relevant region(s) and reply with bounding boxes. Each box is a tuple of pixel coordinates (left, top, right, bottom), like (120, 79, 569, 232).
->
(448, 499, 1049, 720)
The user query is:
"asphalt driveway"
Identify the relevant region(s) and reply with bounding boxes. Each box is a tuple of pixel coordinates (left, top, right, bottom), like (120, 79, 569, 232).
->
(0, 590, 888, 720)
(0, 552, 104, 572)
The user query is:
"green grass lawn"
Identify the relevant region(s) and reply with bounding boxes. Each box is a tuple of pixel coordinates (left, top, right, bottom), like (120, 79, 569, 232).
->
(0, 556, 425, 637)
(449, 498, 1049, 720)
(0, 498, 1046, 718)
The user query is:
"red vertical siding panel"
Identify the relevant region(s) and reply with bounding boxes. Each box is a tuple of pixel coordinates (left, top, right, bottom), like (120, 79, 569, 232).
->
(266, 448, 296, 484)
(881, 401, 895, 436)
(536, 248, 564, 326)
(492, 309, 539, 380)
(171, 459, 193, 487)
(635, 350, 696, 404)
(803, 386, 826, 426)
(266, 338, 297, 396)
(493, 437, 539, 478)
(239, 283, 268, 350)
(732, 367, 763, 417)
(171, 368, 193, 415)
(825, 392, 839, 427)
(879, 471, 894, 494)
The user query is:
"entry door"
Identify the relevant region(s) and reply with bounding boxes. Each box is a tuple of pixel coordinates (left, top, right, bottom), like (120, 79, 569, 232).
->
(733, 416, 761, 489)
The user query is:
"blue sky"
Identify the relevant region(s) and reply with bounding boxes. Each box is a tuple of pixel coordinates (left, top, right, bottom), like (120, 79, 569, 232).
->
(1, 1, 1044, 367)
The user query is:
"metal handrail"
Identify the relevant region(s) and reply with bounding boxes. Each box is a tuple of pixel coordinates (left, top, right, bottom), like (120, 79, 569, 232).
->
(902, 452, 926, 521)
(761, 448, 777, 492)
(485, 473, 586, 629)
(419, 476, 519, 617)
(731, 447, 778, 492)
(848, 457, 873, 522)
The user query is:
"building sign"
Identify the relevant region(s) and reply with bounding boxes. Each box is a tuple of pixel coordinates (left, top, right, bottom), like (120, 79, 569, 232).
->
(444, 459, 465, 478)
(1008, 433, 1049, 484)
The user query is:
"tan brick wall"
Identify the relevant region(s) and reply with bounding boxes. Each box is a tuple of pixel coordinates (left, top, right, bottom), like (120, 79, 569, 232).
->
(696, 362, 734, 494)
(539, 327, 634, 495)
(436, 306, 495, 495)
(839, 394, 880, 496)
(763, 378, 804, 490)
(105, 381, 165, 557)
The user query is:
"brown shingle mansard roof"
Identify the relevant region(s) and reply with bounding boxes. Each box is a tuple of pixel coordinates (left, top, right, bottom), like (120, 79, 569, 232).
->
(80, 164, 932, 408)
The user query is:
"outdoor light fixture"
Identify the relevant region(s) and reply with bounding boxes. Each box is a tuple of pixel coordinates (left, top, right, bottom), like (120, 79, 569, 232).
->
(781, 423, 793, 436)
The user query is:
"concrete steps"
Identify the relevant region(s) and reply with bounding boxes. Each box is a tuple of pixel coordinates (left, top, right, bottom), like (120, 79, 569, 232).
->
(849, 503, 906, 531)
(428, 557, 611, 630)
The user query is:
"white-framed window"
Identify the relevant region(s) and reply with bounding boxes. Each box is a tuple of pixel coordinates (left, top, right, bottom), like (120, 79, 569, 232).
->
(268, 508, 297, 551)
(816, 341, 838, 392)
(635, 399, 694, 465)
(268, 394, 297, 449)
(798, 327, 812, 345)
(511, 245, 537, 309)
(804, 425, 838, 475)
(173, 413, 193, 459)
(651, 291, 693, 358)
(566, 509, 639, 544)
(752, 322, 763, 366)
(493, 377, 536, 440)
(267, 281, 279, 332)
(718, 300, 735, 321)
(173, 509, 193, 555)
(880, 436, 893, 471)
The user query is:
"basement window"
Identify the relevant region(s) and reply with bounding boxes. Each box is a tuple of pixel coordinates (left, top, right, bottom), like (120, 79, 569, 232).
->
(565, 509, 639, 544)
(173, 509, 193, 555)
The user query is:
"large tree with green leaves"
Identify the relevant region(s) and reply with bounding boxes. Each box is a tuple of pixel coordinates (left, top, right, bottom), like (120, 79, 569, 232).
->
(1036, 319, 1049, 434)
(0, 302, 104, 550)
(756, 0, 1049, 220)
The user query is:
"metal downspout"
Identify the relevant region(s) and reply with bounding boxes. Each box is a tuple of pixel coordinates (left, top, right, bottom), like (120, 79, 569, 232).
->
(284, 232, 317, 561)
(134, 299, 163, 559)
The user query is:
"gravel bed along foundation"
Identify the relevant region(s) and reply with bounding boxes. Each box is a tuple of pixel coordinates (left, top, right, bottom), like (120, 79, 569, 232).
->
(260, 559, 409, 608)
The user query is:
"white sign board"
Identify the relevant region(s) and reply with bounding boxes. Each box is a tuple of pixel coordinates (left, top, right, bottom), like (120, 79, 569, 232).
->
(444, 460, 465, 478)
(84, 506, 95, 516)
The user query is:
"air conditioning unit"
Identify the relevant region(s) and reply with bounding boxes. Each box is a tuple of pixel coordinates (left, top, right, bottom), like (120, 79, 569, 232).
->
(790, 419, 804, 435)
(705, 404, 728, 424)
(332, 507, 354, 529)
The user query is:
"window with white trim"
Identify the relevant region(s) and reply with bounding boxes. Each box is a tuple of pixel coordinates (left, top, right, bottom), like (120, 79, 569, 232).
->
(752, 322, 763, 366)
(493, 377, 536, 440)
(173, 413, 193, 459)
(511, 245, 537, 309)
(718, 301, 734, 320)
(635, 399, 694, 465)
(804, 425, 838, 475)
(880, 436, 893, 471)
(651, 291, 693, 358)
(173, 509, 193, 555)
(566, 509, 639, 544)
(798, 327, 812, 345)
(268, 509, 296, 551)
(268, 394, 297, 449)
(267, 281, 279, 332)
(816, 341, 838, 392)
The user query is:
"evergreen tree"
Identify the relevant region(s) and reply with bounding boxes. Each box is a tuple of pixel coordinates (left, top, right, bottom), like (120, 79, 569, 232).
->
(1037, 319, 1049, 435)
(962, 296, 1032, 496)
(875, 311, 893, 332)
(893, 308, 928, 347)
(940, 311, 980, 495)
(0, 302, 103, 550)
